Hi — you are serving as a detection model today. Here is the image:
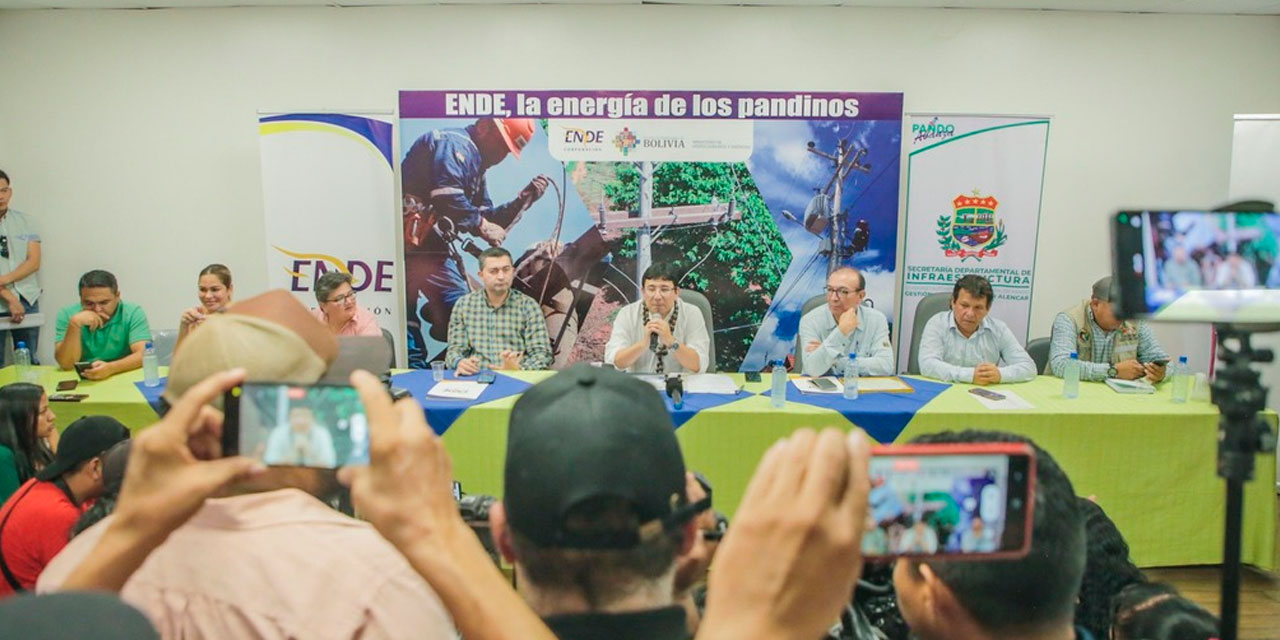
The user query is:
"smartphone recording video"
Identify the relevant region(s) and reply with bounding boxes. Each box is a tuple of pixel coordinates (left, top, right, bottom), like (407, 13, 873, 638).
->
(1112, 210, 1280, 324)
(864, 443, 1034, 560)
(223, 382, 369, 468)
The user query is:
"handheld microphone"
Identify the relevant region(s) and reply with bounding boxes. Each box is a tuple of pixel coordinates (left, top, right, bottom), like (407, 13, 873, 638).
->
(665, 375, 684, 409)
(650, 332, 659, 352)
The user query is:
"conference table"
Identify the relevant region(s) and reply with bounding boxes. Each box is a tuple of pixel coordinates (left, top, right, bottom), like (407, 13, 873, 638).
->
(10, 364, 1275, 571)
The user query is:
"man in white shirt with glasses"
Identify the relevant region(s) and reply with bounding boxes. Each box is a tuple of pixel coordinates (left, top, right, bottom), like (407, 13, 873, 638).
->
(605, 263, 710, 374)
(798, 267, 894, 377)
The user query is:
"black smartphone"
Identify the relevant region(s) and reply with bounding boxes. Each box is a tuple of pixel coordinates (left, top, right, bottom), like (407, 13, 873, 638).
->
(968, 387, 1006, 401)
(452, 481, 462, 501)
(811, 377, 840, 392)
(73, 361, 93, 379)
(1112, 210, 1280, 324)
(744, 371, 762, 383)
(57, 379, 79, 391)
(476, 371, 497, 385)
(49, 393, 88, 402)
(864, 443, 1035, 560)
(223, 382, 369, 468)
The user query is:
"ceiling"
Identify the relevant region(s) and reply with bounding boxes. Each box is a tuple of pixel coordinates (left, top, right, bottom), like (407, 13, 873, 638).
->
(2, 0, 1279, 13)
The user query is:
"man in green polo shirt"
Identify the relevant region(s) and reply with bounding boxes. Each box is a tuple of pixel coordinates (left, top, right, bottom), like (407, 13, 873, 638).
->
(54, 270, 151, 380)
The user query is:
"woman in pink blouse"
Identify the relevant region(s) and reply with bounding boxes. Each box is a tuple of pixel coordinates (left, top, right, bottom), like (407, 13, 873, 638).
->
(312, 272, 381, 337)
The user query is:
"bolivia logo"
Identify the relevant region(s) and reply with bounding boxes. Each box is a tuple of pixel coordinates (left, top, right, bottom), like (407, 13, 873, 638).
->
(935, 191, 1007, 261)
(613, 127, 639, 156)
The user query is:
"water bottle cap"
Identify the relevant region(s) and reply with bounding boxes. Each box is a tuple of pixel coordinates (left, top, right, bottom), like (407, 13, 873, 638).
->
(146, 341, 154, 349)
(15, 342, 24, 349)
(1070, 352, 1078, 359)
(774, 359, 784, 366)
(1178, 355, 1188, 363)
(849, 352, 857, 358)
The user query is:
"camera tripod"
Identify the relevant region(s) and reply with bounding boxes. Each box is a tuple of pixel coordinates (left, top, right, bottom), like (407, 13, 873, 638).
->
(1210, 326, 1277, 640)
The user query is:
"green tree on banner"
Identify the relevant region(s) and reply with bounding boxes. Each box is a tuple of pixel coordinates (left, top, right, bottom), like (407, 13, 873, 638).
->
(605, 162, 791, 371)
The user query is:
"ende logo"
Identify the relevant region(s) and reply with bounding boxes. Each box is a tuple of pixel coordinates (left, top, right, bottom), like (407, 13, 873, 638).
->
(274, 246, 395, 293)
(563, 128, 607, 144)
(935, 191, 1008, 261)
(912, 117, 955, 144)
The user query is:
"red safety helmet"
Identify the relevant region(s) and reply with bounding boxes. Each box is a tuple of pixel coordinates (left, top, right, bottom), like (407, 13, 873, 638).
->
(495, 118, 536, 159)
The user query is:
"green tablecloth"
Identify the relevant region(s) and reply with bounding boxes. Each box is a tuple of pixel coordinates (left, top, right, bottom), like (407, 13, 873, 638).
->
(0, 365, 167, 433)
(9, 365, 1274, 570)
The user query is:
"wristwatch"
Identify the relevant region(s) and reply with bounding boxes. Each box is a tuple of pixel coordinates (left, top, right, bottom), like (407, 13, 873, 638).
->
(1107, 365, 1118, 378)
(669, 341, 681, 351)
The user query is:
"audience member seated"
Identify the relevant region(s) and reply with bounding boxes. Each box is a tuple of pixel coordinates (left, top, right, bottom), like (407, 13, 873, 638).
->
(0, 169, 44, 365)
(176, 263, 234, 349)
(0, 416, 128, 597)
(918, 275, 1036, 385)
(894, 430, 1089, 640)
(1110, 582, 1219, 640)
(446, 247, 552, 375)
(1075, 497, 1146, 640)
(54, 269, 151, 380)
(39, 290, 454, 639)
(69, 439, 130, 539)
(1048, 276, 1168, 382)
(798, 266, 894, 377)
(485, 364, 707, 639)
(0, 383, 56, 502)
(605, 263, 711, 374)
(312, 271, 381, 337)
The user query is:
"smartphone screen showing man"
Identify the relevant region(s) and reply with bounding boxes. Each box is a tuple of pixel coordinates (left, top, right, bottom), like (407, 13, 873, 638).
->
(863, 443, 1034, 559)
(224, 383, 369, 468)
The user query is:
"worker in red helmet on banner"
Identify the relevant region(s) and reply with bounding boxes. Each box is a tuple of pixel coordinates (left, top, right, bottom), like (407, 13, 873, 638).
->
(401, 117, 551, 368)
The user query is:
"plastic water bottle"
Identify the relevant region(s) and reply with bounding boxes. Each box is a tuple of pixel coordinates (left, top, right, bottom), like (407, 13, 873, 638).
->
(1171, 355, 1190, 403)
(143, 341, 160, 387)
(1063, 352, 1080, 399)
(843, 352, 859, 400)
(13, 341, 33, 383)
(770, 359, 787, 408)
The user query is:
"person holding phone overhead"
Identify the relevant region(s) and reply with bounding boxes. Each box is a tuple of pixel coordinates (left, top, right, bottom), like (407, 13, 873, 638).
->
(54, 270, 151, 381)
(1048, 277, 1168, 382)
(175, 264, 233, 350)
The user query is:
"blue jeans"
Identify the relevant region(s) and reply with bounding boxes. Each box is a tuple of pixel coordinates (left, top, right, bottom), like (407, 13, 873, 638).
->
(2, 296, 40, 366)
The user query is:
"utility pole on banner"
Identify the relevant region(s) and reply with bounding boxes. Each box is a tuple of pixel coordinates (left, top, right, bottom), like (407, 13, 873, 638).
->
(801, 139, 871, 275)
(597, 161, 740, 298)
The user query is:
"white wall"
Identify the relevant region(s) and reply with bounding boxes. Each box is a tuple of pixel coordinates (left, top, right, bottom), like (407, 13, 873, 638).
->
(1, 5, 1278, 367)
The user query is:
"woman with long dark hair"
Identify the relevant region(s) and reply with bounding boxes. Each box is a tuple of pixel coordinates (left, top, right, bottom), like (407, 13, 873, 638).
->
(0, 382, 56, 502)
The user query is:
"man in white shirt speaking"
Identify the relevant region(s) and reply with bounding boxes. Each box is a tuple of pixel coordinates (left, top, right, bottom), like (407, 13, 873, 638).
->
(797, 267, 894, 377)
(605, 264, 710, 374)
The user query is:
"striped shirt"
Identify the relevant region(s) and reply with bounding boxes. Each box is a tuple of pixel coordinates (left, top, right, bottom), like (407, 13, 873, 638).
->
(445, 289, 552, 370)
(1048, 307, 1168, 381)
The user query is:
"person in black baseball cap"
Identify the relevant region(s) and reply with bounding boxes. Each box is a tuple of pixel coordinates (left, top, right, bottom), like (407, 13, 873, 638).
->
(488, 363, 709, 640)
(0, 415, 128, 595)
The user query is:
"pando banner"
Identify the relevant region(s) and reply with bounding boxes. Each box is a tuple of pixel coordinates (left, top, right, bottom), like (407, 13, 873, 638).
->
(398, 90, 902, 371)
(258, 113, 401, 348)
(897, 115, 1049, 372)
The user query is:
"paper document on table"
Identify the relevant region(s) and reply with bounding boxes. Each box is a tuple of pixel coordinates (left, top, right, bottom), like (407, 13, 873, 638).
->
(858, 377, 915, 393)
(633, 374, 667, 392)
(683, 374, 741, 395)
(426, 381, 487, 401)
(969, 389, 1034, 410)
(0, 313, 45, 330)
(794, 377, 844, 394)
(1105, 378, 1156, 394)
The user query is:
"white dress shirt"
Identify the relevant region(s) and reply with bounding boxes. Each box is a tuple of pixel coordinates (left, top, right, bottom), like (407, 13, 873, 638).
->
(797, 304, 894, 377)
(604, 299, 710, 374)
(918, 311, 1036, 383)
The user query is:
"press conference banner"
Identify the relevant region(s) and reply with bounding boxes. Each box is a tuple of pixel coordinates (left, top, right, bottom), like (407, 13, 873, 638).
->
(897, 115, 1050, 372)
(258, 113, 401, 345)
(398, 90, 903, 371)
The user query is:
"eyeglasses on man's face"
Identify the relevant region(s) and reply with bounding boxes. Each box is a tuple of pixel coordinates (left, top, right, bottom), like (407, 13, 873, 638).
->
(644, 286, 676, 296)
(825, 286, 862, 298)
(328, 291, 357, 305)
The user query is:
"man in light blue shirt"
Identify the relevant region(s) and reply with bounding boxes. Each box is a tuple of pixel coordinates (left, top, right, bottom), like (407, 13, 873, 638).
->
(918, 275, 1036, 385)
(798, 267, 893, 377)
